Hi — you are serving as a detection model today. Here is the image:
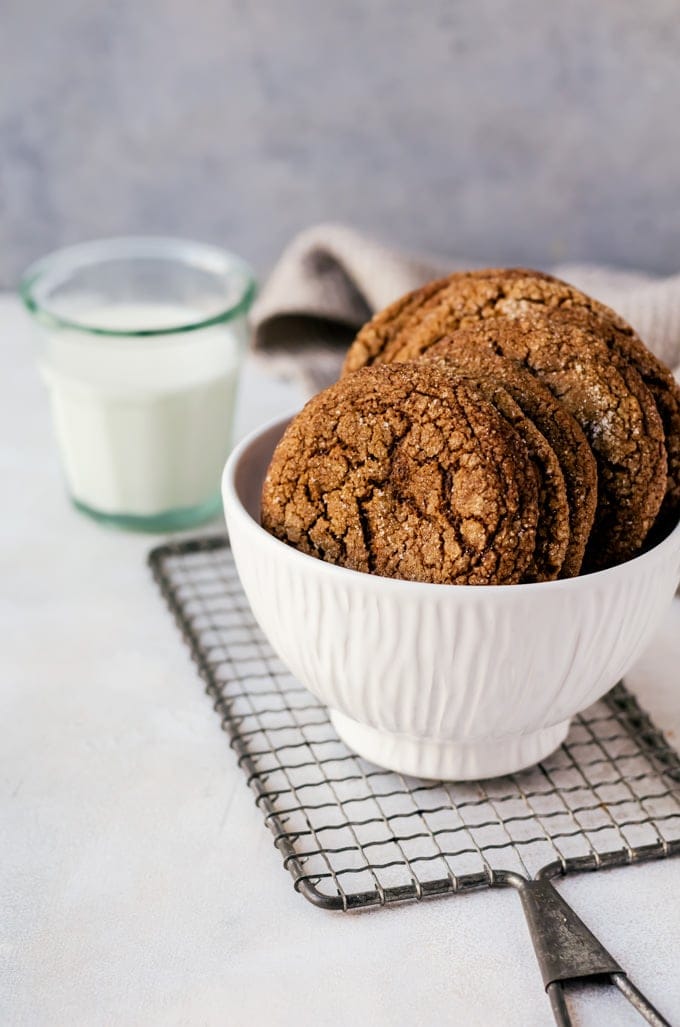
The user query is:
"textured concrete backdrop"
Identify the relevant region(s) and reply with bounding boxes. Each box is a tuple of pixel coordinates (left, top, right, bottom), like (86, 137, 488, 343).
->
(2, 0, 680, 286)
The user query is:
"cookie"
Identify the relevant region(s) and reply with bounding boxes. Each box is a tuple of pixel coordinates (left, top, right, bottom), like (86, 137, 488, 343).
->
(423, 370, 569, 581)
(434, 316, 666, 569)
(261, 363, 540, 585)
(538, 304, 680, 539)
(343, 266, 680, 537)
(420, 339, 597, 577)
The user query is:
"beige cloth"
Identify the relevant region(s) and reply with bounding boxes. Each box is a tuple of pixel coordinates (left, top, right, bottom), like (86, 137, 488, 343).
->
(251, 222, 680, 394)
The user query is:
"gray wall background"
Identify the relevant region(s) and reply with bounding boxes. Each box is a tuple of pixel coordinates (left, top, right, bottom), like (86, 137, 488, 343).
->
(2, 0, 680, 287)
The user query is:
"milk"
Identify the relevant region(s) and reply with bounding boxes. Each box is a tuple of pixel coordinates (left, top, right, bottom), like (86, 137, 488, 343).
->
(39, 304, 244, 517)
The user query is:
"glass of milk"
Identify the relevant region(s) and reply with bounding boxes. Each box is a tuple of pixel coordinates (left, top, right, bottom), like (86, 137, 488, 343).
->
(21, 237, 256, 531)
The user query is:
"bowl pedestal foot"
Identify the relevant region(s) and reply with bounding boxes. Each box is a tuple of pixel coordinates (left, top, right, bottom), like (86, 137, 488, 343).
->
(330, 710, 572, 781)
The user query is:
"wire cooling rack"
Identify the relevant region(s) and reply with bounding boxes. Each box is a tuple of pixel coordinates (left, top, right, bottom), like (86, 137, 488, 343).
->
(149, 535, 680, 912)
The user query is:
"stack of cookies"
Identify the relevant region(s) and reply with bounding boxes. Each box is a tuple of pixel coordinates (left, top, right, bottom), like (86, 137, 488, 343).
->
(262, 269, 680, 585)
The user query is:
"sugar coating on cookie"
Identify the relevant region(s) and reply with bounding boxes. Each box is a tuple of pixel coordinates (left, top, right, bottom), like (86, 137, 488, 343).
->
(421, 339, 596, 578)
(261, 364, 539, 585)
(435, 316, 666, 569)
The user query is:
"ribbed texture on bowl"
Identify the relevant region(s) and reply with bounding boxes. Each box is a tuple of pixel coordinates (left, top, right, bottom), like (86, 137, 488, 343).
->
(224, 416, 680, 778)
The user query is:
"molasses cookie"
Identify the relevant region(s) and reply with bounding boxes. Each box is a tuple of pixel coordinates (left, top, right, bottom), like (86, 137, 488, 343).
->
(420, 339, 598, 577)
(425, 372, 569, 582)
(539, 304, 680, 538)
(436, 316, 666, 569)
(261, 363, 540, 585)
(343, 267, 680, 536)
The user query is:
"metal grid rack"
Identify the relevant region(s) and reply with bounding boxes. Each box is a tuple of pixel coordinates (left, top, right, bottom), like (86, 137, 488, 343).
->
(149, 535, 680, 1025)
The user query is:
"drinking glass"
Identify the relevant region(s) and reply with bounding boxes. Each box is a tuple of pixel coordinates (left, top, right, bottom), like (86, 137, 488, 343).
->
(21, 237, 256, 531)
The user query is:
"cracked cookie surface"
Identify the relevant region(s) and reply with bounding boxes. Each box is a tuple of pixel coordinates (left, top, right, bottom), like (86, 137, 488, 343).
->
(343, 267, 680, 537)
(261, 364, 539, 585)
(420, 339, 597, 577)
(423, 371, 568, 582)
(436, 317, 666, 569)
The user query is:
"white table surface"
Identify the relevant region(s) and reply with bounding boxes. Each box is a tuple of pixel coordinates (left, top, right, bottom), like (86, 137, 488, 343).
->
(3, 292, 680, 1027)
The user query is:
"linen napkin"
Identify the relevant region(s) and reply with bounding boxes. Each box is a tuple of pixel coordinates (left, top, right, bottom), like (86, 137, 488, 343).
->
(250, 222, 680, 394)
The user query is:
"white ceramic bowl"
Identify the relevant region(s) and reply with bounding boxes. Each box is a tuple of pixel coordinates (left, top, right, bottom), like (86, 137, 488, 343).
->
(223, 415, 680, 780)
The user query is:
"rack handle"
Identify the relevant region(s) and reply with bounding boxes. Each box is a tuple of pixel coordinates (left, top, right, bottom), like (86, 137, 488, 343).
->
(515, 878, 671, 1027)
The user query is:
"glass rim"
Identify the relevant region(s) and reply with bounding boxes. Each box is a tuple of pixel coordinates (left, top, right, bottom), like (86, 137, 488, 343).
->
(19, 235, 257, 338)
